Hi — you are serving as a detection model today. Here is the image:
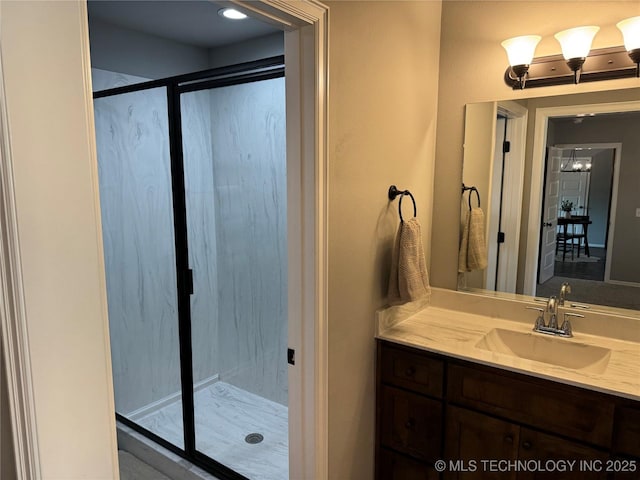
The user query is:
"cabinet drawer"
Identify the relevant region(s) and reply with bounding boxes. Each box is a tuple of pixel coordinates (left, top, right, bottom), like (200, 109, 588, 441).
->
(380, 385, 443, 462)
(377, 448, 440, 480)
(614, 405, 640, 458)
(380, 343, 444, 397)
(447, 363, 615, 447)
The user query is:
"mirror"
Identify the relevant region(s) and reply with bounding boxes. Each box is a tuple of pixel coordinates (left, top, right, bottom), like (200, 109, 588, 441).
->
(459, 87, 640, 315)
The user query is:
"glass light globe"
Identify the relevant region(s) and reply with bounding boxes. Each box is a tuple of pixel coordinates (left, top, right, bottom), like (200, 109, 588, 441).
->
(501, 35, 542, 66)
(554, 26, 600, 60)
(617, 16, 640, 52)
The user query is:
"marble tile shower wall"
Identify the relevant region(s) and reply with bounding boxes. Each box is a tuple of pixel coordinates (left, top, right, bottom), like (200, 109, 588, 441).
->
(94, 69, 218, 414)
(94, 79, 183, 415)
(208, 78, 288, 406)
(181, 90, 221, 387)
(93, 69, 288, 412)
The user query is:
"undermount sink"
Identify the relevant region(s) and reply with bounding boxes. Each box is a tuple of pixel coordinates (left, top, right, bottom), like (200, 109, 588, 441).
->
(475, 328, 611, 374)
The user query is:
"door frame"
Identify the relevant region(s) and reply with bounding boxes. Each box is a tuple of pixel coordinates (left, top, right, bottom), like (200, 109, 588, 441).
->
(486, 101, 527, 293)
(0, 0, 329, 478)
(95, 59, 289, 480)
(0, 29, 41, 479)
(523, 100, 640, 295)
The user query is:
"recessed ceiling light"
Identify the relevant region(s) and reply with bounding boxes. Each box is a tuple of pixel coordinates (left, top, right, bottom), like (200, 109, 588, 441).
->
(218, 8, 247, 20)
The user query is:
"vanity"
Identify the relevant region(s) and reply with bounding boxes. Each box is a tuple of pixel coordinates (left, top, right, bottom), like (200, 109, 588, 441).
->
(374, 289, 640, 479)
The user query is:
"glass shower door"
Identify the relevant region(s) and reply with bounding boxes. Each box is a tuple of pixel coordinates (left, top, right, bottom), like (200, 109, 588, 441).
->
(94, 87, 185, 448)
(180, 76, 288, 479)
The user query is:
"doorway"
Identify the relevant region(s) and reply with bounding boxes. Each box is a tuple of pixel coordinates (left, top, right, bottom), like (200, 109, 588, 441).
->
(485, 101, 527, 293)
(524, 104, 640, 304)
(86, 2, 329, 478)
(536, 144, 617, 292)
(528, 107, 640, 310)
(94, 59, 287, 480)
(0, 1, 328, 478)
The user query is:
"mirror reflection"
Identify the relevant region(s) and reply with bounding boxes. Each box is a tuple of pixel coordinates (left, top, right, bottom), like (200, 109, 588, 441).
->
(459, 89, 640, 314)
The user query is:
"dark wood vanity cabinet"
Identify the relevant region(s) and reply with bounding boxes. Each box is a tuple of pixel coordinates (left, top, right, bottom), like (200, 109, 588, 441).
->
(378, 449, 441, 480)
(375, 340, 640, 480)
(376, 343, 445, 479)
(446, 406, 607, 480)
(380, 386, 443, 462)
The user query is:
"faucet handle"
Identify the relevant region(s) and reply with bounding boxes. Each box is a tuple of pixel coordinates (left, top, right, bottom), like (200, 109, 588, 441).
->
(525, 306, 545, 312)
(526, 306, 546, 329)
(560, 312, 584, 337)
(569, 302, 590, 309)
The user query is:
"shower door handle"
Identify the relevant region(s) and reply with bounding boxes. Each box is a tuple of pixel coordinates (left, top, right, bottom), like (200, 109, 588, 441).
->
(184, 269, 194, 295)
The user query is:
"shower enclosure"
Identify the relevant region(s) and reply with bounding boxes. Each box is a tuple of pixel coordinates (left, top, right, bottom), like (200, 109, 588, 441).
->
(93, 57, 287, 480)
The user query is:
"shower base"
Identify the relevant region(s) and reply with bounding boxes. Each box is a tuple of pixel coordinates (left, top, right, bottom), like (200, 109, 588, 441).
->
(136, 381, 288, 480)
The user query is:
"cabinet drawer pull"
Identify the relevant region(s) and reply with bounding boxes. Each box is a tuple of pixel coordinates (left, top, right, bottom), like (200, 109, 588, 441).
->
(522, 441, 532, 450)
(405, 366, 416, 377)
(405, 419, 416, 430)
(504, 435, 513, 444)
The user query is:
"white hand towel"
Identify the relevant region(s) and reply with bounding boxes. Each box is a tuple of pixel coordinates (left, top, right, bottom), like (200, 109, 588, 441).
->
(388, 218, 431, 303)
(458, 207, 488, 272)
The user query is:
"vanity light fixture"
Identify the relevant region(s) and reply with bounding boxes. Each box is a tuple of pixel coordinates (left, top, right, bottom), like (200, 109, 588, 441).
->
(218, 8, 247, 20)
(554, 26, 600, 83)
(503, 18, 640, 89)
(501, 35, 542, 89)
(617, 16, 640, 76)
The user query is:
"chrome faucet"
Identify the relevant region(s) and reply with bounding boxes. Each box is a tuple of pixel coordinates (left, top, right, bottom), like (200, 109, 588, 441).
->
(559, 282, 571, 306)
(558, 282, 591, 309)
(546, 295, 558, 329)
(526, 295, 582, 338)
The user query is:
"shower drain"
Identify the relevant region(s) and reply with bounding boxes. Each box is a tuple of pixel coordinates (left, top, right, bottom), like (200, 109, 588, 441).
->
(245, 433, 264, 444)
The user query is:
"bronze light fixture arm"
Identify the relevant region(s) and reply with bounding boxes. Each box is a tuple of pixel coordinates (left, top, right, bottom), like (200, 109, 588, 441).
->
(504, 46, 639, 90)
(629, 48, 640, 77)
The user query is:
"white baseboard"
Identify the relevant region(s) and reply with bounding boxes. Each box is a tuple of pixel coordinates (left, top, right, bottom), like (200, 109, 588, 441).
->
(127, 374, 219, 421)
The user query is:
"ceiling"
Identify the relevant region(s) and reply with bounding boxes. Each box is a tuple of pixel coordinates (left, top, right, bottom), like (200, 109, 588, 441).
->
(551, 110, 640, 125)
(87, 0, 281, 49)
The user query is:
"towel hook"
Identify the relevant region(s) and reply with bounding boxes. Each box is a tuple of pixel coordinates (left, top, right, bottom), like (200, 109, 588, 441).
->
(461, 184, 481, 210)
(468, 187, 480, 210)
(388, 185, 417, 222)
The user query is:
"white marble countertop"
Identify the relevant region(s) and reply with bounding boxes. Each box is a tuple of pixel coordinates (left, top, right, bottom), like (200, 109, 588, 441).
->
(376, 301, 640, 401)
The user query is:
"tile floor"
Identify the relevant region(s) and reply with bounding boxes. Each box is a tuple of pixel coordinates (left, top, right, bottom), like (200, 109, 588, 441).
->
(136, 382, 288, 480)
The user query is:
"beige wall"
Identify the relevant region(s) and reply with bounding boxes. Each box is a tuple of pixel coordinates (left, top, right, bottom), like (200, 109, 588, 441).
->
(325, 1, 442, 478)
(461, 101, 496, 289)
(433, 1, 640, 290)
(1, 1, 117, 477)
